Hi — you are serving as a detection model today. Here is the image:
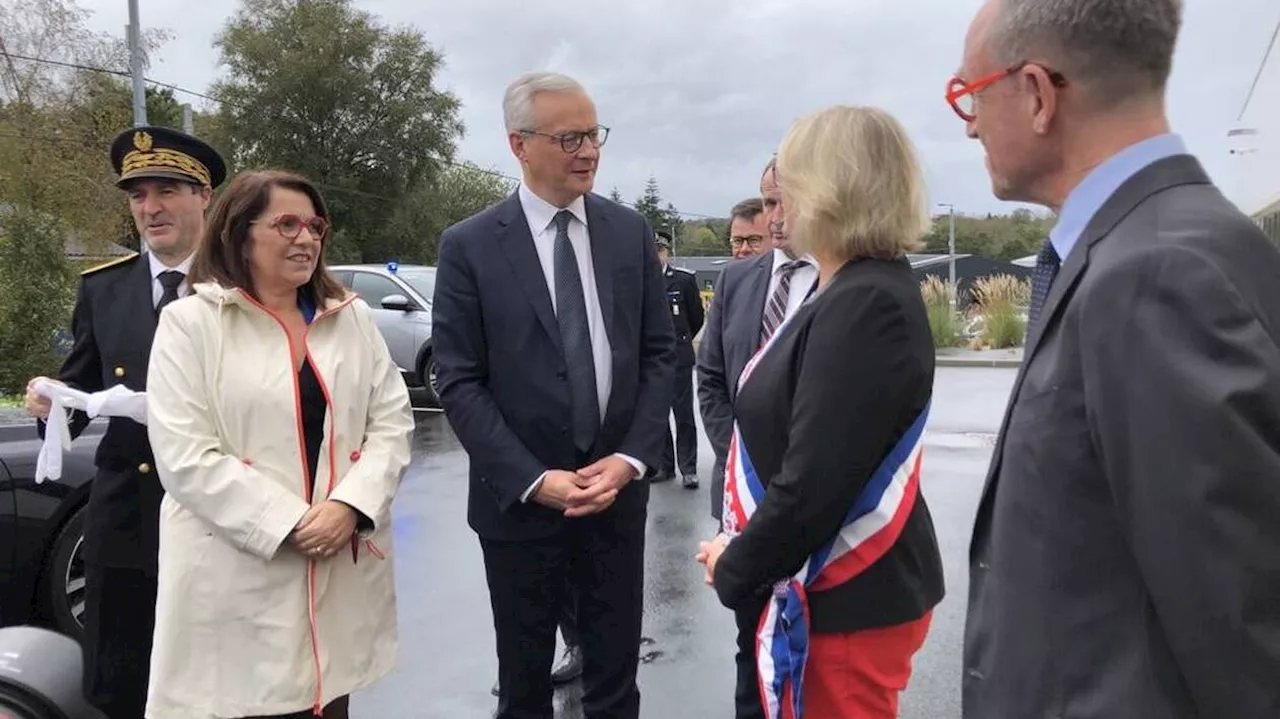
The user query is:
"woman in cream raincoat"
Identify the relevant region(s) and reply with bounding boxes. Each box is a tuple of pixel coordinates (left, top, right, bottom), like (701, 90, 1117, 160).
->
(145, 169, 413, 719)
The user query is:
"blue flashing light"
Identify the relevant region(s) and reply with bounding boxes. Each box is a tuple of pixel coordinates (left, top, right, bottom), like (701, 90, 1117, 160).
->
(386, 260, 399, 273)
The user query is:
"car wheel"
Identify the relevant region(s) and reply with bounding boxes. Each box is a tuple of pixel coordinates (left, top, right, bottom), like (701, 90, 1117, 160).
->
(45, 503, 87, 641)
(421, 352, 441, 406)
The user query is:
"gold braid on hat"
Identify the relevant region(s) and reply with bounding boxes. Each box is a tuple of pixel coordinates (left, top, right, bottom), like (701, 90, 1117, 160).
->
(120, 131, 212, 186)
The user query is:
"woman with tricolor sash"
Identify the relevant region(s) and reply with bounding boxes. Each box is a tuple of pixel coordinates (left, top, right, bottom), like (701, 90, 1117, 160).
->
(696, 105, 945, 718)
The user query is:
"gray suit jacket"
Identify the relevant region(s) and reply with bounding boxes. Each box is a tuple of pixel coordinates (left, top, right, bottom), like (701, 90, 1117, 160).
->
(963, 155, 1280, 718)
(696, 251, 773, 519)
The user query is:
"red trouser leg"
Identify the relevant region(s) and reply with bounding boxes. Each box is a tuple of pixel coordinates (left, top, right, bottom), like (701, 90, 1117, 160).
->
(800, 611, 933, 718)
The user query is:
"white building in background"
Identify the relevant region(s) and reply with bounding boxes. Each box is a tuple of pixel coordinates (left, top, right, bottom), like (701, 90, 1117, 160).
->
(1231, 22, 1279, 245)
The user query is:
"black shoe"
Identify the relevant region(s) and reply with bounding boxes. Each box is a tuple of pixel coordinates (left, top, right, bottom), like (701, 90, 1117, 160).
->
(652, 470, 674, 483)
(550, 644, 583, 684)
(682, 473, 699, 489)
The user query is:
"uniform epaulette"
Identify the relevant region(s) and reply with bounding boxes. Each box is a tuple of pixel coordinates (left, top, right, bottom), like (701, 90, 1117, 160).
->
(673, 266, 696, 275)
(81, 252, 140, 276)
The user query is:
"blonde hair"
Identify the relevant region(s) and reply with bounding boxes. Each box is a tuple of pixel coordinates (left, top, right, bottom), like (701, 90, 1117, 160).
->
(775, 105, 930, 260)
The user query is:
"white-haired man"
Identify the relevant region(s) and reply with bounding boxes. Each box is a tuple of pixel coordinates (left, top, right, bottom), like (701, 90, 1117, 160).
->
(432, 71, 675, 719)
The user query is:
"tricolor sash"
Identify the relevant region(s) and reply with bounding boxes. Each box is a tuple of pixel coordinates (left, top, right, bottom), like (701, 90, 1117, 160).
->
(721, 313, 929, 719)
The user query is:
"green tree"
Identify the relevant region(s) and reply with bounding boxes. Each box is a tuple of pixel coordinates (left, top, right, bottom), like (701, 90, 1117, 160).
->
(384, 161, 514, 264)
(922, 211, 1051, 260)
(632, 175, 683, 237)
(0, 208, 75, 392)
(676, 225, 728, 256)
(0, 0, 168, 391)
(211, 0, 463, 261)
(608, 186, 623, 203)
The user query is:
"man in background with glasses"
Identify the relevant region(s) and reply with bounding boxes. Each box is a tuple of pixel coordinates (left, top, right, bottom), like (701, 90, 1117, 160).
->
(698, 164, 816, 528)
(956, 1, 1280, 717)
(432, 71, 675, 719)
(727, 197, 769, 260)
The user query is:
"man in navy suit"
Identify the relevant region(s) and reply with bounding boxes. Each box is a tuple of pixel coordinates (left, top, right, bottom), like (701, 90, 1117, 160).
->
(432, 71, 676, 719)
(697, 161, 818, 526)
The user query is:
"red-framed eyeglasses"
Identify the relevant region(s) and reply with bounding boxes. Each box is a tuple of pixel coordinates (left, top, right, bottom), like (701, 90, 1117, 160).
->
(253, 213, 330, 240)
(945, 61, 1067, 122)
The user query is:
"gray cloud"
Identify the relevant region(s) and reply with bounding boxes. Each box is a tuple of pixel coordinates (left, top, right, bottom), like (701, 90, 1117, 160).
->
(81, 0, 1279, 219)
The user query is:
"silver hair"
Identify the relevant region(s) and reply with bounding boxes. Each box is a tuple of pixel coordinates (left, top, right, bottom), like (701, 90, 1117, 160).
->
(989, 0, 1183, 104)
(502, 71, 587, 132)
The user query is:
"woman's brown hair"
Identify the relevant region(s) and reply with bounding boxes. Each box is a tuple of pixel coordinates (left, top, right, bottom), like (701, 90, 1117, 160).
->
(189, 169, 346, 305)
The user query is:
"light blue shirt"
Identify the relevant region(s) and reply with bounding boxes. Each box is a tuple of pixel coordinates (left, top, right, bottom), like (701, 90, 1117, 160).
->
(1049, 133, 1187, 261)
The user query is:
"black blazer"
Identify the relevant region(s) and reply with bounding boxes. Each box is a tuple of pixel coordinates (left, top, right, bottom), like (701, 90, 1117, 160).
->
(432, 191, 677, 541)
(40, 252, 165, 573)
(713, 257, 944, 634)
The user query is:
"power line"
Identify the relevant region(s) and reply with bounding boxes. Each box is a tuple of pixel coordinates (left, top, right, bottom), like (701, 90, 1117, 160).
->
(0, 52, 727, 220)
(2, 51, 217, 102)
(1238, 11, 1280, 121)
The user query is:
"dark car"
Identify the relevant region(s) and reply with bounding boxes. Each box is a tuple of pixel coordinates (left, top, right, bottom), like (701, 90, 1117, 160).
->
(0, 418, 102, 641)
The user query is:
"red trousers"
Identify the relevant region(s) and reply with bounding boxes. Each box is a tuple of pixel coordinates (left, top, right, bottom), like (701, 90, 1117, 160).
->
(781, 611, 932, 719)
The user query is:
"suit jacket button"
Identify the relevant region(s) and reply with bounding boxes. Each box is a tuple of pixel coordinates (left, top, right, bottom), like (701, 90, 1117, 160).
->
(114, 366, 125, 378)
(138, 462, 151, 474)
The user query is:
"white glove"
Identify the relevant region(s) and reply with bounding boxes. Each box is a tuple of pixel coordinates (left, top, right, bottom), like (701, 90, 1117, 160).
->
(32, 380, 148, 483)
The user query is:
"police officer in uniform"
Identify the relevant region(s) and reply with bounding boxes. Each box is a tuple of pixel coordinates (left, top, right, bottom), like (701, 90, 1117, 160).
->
(655, 230, 705, 489)
(24, 126, 226, 719)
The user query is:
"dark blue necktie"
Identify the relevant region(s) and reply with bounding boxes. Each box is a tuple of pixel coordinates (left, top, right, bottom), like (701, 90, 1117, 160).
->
(1027, 238, 1061, 334)
(156, 270, 184, 314)
(553, 210, 600, 452)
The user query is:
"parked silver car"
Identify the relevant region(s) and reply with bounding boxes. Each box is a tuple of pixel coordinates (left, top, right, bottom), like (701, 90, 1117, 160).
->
(330, 262, 438, 404)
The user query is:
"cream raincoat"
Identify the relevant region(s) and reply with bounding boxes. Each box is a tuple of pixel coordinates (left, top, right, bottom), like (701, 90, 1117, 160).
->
(144, 281, 413, 718)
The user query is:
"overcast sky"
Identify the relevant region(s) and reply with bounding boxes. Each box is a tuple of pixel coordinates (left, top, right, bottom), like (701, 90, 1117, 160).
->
(77, 0, 1279, 219)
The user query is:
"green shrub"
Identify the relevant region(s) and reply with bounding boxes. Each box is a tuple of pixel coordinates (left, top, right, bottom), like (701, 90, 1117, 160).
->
(920, 276, 961, 348)
(972, 274, 1030, 348)
(0, 207, 75, 394)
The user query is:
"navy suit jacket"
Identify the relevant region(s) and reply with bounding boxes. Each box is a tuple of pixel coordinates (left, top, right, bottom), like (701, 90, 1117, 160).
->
(432, 191, 677, 541)
(695, 251, 773, 519)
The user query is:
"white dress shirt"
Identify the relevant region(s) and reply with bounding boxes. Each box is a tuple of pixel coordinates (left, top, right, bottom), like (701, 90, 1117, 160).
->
(148, 251, 194, 308)
(766, 248, 819, 322)
(517, 183, 646, 502)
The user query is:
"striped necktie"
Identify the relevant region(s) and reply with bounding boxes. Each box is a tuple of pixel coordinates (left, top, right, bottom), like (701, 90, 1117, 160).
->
(760, 260, 807, 344)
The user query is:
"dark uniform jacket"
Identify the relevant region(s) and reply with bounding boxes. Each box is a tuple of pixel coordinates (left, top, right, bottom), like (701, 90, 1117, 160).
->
(43, 252, 165, 574)
(663, 264, 705, 366)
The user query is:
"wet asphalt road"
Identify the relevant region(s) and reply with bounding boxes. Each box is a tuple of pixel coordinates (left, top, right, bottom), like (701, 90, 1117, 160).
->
(355, 367, 1017, 718)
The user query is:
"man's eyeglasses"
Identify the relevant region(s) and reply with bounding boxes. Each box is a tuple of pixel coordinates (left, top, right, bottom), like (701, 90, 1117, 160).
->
(253, 213, 330, 240)
(730, 234, 765, 250)
(945, 61, 1067, 122)
(520, 125, 610, 153)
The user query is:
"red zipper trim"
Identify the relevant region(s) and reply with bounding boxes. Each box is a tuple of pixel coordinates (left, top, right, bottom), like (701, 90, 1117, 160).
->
(234, 289, 354, 716)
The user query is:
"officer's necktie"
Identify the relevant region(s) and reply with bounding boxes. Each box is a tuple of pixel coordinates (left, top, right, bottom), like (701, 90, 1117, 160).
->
(761, 260, 808, 344)
(1026, 239, 1061, 336)
(552, 210, 600, 453)
(156, 270, 185, 314)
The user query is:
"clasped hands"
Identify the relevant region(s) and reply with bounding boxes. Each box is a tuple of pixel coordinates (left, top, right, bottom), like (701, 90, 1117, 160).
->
(695, 533, 729, 586)
(534, 455, 637, 518)
(290, 500, 358, 559)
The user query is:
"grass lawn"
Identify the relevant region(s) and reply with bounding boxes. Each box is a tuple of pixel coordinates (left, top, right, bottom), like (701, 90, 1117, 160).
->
(0, 394, 23, 409)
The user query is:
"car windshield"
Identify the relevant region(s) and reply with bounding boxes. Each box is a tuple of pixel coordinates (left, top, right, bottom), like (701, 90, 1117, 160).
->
(396, 267, 436, 303)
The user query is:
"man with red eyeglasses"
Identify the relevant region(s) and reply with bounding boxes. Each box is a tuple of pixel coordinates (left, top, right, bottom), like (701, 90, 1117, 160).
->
(23, 125, 226, 719)
(956, 1, 1280, 718)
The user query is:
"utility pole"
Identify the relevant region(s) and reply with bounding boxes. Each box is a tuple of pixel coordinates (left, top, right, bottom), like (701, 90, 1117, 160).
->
(182, 104, 194, 134)
(938, 203, 957, 309)
(127, 0, 147, 127)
